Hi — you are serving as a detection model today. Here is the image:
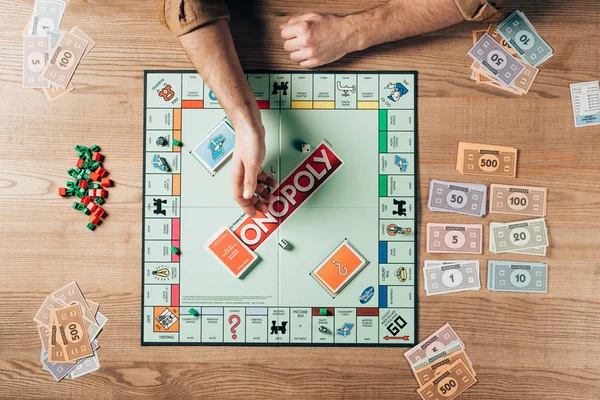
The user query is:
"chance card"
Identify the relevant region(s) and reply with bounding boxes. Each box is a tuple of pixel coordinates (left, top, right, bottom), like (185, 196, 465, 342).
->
(191, 118, 235, 175)
(311, 240, 368, 296)
(205, 227, 258, 278)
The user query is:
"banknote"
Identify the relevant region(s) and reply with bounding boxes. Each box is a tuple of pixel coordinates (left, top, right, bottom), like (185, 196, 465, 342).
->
(497, 10, 553, 67)
(34, 295, 63, 327)
(53, 303, 94, 362)
(42, 340, 99, 382)
(411, 340, 465, 370)
(456, 142, 518, 177)
(38, 324, 50, 352)
(486, 24, 517, 56)
(467, 33, 525, 87)
(488, 261, 548, 293)
(70, 26, 95, 57)
(23, 35, 51, 89)
(88, 311, 108, 342)
(48, 310, 70, 363)
(428, 180, 487, 217)
(51, 281, 96, 324)
(489, 223, 547, 256)
(70, 353, 100, 379)
(416, 359, 477, 400)
(404, 323, 464, 365)
(473, 59, 538, 95)
(490, 218, 549, 253)
(43, 82, 75, 101)
(413, 349, 476, 387)
(489, 184, 547, 217)
(46, 29, 62, 49)
(423, 261, 481, 296)
(87, 299, 99, 316)
(426, 223, 483, 254)
(29, 0, 66, 35)
(43, 31, 88, 88)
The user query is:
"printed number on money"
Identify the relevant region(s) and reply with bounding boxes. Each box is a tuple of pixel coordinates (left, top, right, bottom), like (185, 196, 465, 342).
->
(488, 51, 507, 68)
(511, 228, 530, 245)
(438, 377, 459, 396)
(68, 322, 83, 342)
(508, 193, 528, 210)
(517, 31, 535, 50)
(58, 51, 74, 70)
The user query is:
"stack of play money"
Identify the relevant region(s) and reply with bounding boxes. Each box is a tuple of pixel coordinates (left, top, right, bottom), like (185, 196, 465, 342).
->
(426, 223, 483, 255)
(456, 142, 518, 178)
(489, 184, 547, 217)
(404, 323, 477, 399)
(488, 261, 548, 293)
(468, 10, 552, 95)
(22, 0, 95, 101)
(34, 281, 107, 382)
(428, 180, 487, 217)
(423, 260, 481, 296)
(489, 218, 549, 256)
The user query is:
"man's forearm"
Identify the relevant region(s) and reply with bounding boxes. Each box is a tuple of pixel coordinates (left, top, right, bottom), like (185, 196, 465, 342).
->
(179, 19, 261, 129)
(344, 0, 465, 52)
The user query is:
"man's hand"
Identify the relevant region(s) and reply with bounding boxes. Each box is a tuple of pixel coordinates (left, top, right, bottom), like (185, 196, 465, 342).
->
(281, 13, 356, 68)
(231, 125, 278, 217)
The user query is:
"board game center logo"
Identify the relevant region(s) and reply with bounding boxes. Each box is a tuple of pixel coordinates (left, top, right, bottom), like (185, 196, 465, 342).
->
(396, 267, 408, 283)
(208, 134, 226, 160)
(384, 81, 409, 102)
(387, 224, 411, 236)
(233, 142, 343, 251)
(359, 286, 375, 304)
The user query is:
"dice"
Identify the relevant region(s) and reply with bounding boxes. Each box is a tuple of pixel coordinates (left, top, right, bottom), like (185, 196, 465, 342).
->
(278, 239, 289, 250)
(301, 144, 311, 153)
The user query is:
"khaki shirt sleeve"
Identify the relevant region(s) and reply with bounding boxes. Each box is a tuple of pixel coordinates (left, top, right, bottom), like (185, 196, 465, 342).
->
(159, 0, 230, 37)
(454, 0, 504, 22)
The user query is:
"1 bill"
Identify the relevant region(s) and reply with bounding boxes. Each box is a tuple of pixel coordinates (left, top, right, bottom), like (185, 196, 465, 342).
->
(426, 223, 483, 254)
(51, 281, 97, 324)
(497, 10, 553, 67)
(456, 142, 518, 178)
(404, 323, 464, 365)
(467, 33, 525, 87)
(28, 0, 66, 35)
(423, 261, 481, 296)
(488, 260, 548, 293)
(411, 340, 465, 370)
(42, 340, 99, 382)
(43, 31, 88, 88)
(23, 35, 51, 89)
(428, 180, 487, 217)
(489, 184, 547, 217)
(51, 303, 94, 362)
(490, 218, 549, 253)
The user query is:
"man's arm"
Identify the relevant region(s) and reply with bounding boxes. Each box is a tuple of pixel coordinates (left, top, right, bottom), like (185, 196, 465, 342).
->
(179, 20, 276, 216)
(281, 0, 466, 68)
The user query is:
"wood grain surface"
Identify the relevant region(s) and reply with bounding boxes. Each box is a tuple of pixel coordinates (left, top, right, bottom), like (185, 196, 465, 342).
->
(1, 0, 599, 398)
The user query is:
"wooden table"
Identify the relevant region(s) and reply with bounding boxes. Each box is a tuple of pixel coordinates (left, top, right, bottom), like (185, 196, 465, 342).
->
(1, 0, 599, 398)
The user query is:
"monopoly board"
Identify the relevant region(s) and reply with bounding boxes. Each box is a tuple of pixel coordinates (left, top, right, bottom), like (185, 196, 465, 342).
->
(142, 70, 418, 346)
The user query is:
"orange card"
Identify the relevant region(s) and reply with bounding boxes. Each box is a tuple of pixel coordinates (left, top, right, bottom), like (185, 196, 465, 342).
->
(311, 240, 368, 296)
(205, 227, 258, 278)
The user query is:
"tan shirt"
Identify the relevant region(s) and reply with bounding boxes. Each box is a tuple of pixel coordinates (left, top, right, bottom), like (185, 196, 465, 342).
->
(159, 0, 504, 37)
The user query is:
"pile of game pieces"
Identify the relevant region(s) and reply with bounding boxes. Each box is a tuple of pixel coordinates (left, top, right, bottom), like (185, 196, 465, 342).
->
(468, 10, 553, 95)
(34, 282, 107, 382)
(405, 324, 477, 399)
(428, 180, 487, 217)
(58, 144, 112, 231)
(488, 261, 548, 293)
(423, 260, 481, 296)
(489, 218, 549, 256)
(22, 0, 95, 101)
